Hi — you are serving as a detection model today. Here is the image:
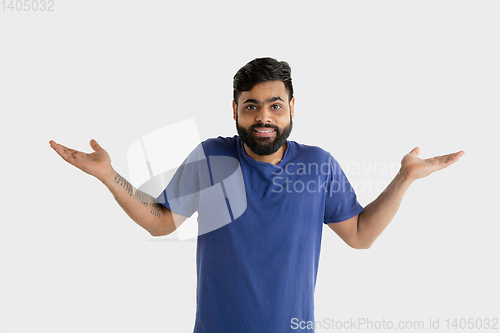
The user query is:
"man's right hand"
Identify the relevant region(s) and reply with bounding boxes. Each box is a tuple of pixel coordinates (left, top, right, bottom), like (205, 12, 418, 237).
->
(49, 138, 182, 236)
(49, 139, 113, 182)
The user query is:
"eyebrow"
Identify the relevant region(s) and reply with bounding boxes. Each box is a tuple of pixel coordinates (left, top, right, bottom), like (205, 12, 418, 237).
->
(242, 96, 285, 104)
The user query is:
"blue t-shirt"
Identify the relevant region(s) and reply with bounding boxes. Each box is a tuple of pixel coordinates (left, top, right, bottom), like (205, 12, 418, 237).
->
(157, 135, 364, 332)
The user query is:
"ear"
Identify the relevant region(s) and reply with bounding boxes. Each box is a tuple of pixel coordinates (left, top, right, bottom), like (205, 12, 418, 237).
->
(232, 100, 237, 121)
(289, 97, 295, 119)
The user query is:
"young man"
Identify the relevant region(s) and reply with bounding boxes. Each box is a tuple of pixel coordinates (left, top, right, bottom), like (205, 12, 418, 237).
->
(49, 57, 464, 332)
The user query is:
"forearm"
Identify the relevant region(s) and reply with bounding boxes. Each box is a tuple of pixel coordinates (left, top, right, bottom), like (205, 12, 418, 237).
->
(356, 169, 414, 248)
(100, 167, 172, 235)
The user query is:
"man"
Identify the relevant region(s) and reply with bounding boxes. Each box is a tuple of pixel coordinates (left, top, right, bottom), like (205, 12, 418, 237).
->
(49, 57, 464, 332)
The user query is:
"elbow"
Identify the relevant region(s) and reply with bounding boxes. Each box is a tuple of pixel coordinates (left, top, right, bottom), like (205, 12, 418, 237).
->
(355, 243, 372, 250)
(350, 243, 371, 250)
(149, 230, 166, 237)
(148, 226, 175, 237)
(147, 211, 177, 237)
(350, 238, 375, 250)
(352, 230, 380, 249)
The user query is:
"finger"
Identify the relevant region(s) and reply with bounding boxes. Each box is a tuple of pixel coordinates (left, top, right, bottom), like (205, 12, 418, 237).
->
(54, 146, 77, 164)
(442, 151, 465, 162)
(50, 141, 78, 155)
(433, 151, 465, 170)
(90, 139, 103, 152)
(59, 143, 78, 154)
(49, 140, 63, 151)
(56, 145, 78, 155)
(447, 151, 465, 164)
(50, 141, 78, 164)
(409, 147, 420, 156)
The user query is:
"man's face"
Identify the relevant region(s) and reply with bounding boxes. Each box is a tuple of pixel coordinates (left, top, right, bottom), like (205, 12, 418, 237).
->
(233, 80, 295, 156)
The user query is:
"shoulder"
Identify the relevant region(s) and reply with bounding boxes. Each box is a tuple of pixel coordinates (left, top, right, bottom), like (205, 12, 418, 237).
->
(289, 140, 335, 163)
(201, 135, 239, 157)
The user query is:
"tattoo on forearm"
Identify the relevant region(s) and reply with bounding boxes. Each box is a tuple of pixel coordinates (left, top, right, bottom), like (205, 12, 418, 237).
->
(114, 172, 161, 218)
(150, 202, 161, 218)
(114, 173, 133, 196)
(134, 190, 150, 207)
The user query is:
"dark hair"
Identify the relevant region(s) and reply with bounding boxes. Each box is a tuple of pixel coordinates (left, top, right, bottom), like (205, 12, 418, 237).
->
(233, 57, 293, 105)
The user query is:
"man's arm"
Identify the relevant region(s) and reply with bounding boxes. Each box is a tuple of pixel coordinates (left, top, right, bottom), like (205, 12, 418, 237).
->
(100, 168, 187, 236)
(49, 139, 186, 236)
(328, 147, 465, 249)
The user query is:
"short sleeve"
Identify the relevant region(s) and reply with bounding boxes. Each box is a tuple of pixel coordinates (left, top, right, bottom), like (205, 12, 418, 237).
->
(155, 139, 247, 236)
(156, 143, 211, 218)
(323, 156, 364, 223)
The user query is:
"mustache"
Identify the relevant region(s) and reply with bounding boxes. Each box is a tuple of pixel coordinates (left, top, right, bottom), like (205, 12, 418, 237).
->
(249, 123, 279, 131)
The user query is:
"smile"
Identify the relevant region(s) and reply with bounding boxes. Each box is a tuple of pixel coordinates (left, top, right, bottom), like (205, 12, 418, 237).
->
(253, 128, 276, 137)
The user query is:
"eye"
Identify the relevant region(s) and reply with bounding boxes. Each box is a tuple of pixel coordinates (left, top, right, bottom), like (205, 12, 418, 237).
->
(271, 104, 282, 110)
(245, 105, 257, 110)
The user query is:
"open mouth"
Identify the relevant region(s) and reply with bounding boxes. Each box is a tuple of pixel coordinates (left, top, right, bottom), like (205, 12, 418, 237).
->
(253, 127, 276, 137)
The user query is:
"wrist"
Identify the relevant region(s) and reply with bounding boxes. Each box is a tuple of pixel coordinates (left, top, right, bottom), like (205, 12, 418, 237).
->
(99, 165, 117, 187)
(396, 167, 415, 186)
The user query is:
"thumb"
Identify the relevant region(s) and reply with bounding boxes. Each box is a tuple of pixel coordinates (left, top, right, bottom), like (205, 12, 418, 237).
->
(90, 139, 103, 152)
(409, 147, 420, 156)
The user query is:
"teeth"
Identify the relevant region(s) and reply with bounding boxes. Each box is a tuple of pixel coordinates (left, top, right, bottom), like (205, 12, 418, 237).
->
(255, 130, 274, 132)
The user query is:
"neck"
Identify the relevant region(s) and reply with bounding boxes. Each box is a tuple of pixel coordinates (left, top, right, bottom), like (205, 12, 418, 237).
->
(243, 142, 288, 165)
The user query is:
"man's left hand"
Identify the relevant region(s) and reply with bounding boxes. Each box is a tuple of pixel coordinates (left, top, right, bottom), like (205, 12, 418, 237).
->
(400, 147, 465, 182)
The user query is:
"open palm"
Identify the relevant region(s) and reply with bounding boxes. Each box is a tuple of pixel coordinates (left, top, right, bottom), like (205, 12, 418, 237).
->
(401, 147, 465, 181)
(49, 139, 112, 181)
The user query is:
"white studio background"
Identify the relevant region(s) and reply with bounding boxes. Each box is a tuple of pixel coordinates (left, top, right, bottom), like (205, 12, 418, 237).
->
(0, 1, 498, 332)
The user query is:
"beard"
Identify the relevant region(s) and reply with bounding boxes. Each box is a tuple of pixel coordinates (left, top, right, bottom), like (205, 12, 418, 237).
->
(236, 114, 293, 156)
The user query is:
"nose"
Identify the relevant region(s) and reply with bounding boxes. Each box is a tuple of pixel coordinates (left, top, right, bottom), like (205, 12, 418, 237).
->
(255, 107, 273, 124)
